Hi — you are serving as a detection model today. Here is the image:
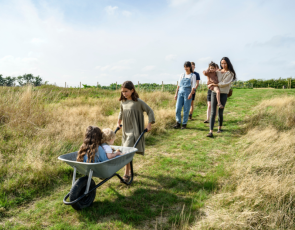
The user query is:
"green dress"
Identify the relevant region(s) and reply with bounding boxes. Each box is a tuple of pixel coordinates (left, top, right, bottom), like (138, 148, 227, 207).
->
(118, 98, 155, 155)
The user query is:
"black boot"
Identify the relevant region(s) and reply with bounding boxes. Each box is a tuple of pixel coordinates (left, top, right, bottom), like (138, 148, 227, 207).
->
(173, 122, 181, 129)
(181, 124, 187, 129)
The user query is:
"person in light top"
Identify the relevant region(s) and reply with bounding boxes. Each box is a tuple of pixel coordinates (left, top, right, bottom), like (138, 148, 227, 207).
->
(101, 128, 122, 159)
(173, 61, 197, 129)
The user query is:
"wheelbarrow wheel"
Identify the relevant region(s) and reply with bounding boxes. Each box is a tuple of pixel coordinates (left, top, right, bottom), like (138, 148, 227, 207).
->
(69, 176, 96, 210)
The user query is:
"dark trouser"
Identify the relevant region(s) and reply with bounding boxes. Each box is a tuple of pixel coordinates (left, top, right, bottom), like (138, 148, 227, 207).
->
(210, 92, 228, 130)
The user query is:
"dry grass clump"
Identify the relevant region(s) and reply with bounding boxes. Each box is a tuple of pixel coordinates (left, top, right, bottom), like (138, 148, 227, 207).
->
(195, 96, 295, 229)
(246, 95, 295, 131)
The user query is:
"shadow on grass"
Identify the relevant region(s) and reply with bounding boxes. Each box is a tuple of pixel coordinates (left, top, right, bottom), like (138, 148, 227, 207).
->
(75, 173, 215, 228)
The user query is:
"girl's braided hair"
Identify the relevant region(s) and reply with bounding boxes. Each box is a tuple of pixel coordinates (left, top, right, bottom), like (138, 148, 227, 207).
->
(76, 126, 103, 162)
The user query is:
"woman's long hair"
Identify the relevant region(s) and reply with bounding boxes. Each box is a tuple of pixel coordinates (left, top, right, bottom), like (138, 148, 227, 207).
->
(119, 81, 139, 101)
(76, 126, 103, 162)
(220, 57, 236, 81)
(184, 61, 193, 73)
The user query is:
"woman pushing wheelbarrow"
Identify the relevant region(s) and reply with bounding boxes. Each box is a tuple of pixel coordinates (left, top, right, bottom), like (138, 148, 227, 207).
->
(117, 80, 155, 182)
(58, 80, 155, 210)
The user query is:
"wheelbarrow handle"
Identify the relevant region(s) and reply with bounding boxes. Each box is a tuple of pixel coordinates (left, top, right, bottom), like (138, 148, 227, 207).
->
(114, 125, 122, 134)
(133, 128, 148, 148)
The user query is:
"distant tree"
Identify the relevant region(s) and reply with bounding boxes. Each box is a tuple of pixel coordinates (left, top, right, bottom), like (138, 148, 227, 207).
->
(0, 74, 5, 86)
(4, 76, 16, 86)
(31, 76, 43, 86)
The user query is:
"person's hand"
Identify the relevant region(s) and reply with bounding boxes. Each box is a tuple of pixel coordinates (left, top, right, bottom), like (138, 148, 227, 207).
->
(208, 84, 213, 88)
(188, 94, 192, 100)
(117, 122, 121, 129)
(146, 123, 152, 132)
(174, 94, 177, 100)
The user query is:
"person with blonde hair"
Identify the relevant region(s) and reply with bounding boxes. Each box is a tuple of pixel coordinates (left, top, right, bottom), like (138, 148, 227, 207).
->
(101, 128, 122, 159)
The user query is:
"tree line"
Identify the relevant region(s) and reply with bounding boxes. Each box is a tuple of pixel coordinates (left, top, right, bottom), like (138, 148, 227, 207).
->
(246, 78, 294, 88)
(0, 74, 44, 86)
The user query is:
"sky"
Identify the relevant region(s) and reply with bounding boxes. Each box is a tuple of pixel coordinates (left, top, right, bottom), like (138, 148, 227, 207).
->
(0, 0, 294, 86)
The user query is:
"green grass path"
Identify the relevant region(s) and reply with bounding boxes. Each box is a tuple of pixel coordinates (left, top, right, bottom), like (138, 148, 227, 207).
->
(2, 89, 295, 230)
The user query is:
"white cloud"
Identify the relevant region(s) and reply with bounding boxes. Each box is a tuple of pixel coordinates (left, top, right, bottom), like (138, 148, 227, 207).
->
(100, 65, 111, 71)
(168, 0, 194, 7)
(165, 54, 177, 61)
(0, 55, 39, 76)
(111, 65, 130, 71)
(118, 59, 135, 65)
(31, 38, 47, 45)
(122, 10, 131, 17)
(133, 74, 148, 77)
(142, 65, 155, 71)
(104, 6, 118, 15)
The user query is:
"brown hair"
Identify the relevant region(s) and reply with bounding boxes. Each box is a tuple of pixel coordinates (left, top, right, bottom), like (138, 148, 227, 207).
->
(209, 61, 216, 68)
(119, 81, 139, 101)
(191, 62, 195, 66)
(215, 63, 219, 69)
(76, 126, 103, 162)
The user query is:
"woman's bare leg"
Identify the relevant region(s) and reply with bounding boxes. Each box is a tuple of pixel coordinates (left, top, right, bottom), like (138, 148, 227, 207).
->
(206, 101, 211, 120)
(214, 87, 222, 105)
(124, 163, 131, 176)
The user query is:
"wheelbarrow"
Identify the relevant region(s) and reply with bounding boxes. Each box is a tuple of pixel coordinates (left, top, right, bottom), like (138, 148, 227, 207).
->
(58, 126, 147, 210)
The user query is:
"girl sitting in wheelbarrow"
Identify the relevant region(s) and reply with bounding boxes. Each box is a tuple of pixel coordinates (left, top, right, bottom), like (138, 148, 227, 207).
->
(117, 81, 155, 182)
(76, 126, 121, 163)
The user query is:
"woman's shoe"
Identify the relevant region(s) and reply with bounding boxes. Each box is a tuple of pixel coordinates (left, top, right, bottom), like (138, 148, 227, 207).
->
(173, 122, 181, 129)
(121, 175, 131, 183)
(204, 120, 209, 123)
(206, 132, 213, 137)
(217, 129, 223, 133)
(181, 124, 187, 129)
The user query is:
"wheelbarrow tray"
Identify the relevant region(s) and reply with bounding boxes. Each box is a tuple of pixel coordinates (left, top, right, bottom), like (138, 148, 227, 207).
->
(58, 146, 138, 178)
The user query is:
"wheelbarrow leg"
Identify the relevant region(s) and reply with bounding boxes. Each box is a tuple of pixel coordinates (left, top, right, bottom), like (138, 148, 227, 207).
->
(72, 167, 77, 186)
(84, 169, 93, 194)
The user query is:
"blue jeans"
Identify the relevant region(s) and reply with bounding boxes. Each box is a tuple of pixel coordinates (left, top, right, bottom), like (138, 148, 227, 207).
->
(176, 88, 192, 125)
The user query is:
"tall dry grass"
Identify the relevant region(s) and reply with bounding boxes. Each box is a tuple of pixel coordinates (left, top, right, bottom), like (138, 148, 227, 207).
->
(195, 96, 295, 229)
(0, 86, 207, 207)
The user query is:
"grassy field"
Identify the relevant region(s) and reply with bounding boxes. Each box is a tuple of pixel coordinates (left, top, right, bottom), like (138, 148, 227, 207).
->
(0, 86, 294, 229)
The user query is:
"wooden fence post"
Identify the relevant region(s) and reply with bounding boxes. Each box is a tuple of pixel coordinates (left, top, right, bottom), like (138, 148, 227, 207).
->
(162, 81, 164, 92)
(97, 82, 98, 88)
(80, 82, 81, 88)
(65, 82, 66, 88)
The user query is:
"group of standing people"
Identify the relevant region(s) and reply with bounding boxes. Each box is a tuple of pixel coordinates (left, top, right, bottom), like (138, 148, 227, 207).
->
(76, 57, 236, 183)
(173, 57, 236, 137)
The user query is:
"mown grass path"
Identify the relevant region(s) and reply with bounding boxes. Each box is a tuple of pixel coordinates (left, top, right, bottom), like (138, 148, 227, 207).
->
(2, 89, 295, 230)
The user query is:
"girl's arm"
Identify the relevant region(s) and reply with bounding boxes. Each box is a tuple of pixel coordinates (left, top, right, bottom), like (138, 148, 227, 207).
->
(174, 85, 180, 100)
(104, 145, 121, 159)
(140, 100, 155, 132)
(106, 151, 121, 159)
(203, 68, 210, 76)
(188, 75, 196, 99)
(117, 103, 123, 128)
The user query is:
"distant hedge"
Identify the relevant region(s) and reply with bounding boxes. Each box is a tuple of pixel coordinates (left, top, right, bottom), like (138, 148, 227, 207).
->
(0, 73, 45, 86)
(246, 78, 294, 88)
